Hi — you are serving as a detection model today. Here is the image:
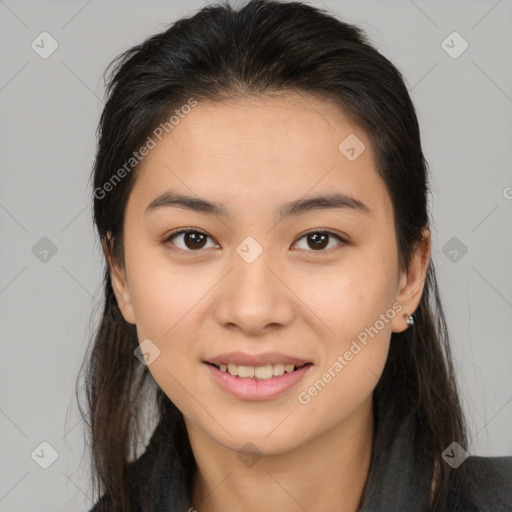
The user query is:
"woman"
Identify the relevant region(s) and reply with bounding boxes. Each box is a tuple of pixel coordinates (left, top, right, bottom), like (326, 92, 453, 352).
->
(79, 1, 512, 510)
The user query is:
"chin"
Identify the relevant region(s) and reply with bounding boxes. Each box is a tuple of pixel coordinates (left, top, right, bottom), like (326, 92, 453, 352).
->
(219, 433, 303, 458)
(198, 414, 312, 456)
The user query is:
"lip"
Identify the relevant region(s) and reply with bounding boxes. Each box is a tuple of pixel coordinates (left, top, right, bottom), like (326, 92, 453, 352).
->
(204, 361, 313, 401)
(204, 351, 310, 367)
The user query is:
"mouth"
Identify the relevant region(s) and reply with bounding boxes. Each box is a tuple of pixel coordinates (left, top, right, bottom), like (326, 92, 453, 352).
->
(205, 361, 313, 381)
(203, 360, 313, 400)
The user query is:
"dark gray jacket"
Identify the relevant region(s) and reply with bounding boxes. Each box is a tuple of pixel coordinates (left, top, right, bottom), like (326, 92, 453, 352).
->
(89, 396, 512, 511)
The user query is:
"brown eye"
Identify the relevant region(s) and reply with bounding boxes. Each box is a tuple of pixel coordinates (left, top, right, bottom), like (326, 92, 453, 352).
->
(165, 229, 217, 251)
(292, 231, 346, 252)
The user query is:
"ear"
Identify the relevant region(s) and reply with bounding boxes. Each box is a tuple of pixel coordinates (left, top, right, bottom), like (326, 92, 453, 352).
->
(391, 227, 431, 333)
(102, 233, 136, 325)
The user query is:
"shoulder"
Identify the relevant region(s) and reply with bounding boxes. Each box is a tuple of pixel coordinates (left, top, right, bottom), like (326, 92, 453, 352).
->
(85, 421, 191, 511)
(463, 455, 512, 510)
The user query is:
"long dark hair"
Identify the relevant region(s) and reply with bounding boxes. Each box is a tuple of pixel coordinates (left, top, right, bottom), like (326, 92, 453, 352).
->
(77, 0, 472, 509)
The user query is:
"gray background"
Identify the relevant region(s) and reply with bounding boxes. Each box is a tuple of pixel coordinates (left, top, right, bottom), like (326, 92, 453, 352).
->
(1, 0, 511, 510)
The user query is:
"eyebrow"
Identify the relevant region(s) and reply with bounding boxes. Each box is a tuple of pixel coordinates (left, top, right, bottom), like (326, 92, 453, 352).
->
(144, 190, 371, 220)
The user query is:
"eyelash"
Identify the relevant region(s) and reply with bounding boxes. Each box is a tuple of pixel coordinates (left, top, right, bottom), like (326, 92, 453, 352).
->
(163, 228, 348, 254)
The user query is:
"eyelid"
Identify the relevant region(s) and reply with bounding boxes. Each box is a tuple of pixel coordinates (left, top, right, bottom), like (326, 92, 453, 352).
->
(164, 227, 219, 250)
(164, 228, 348, 252)
(291, 229, 348, 253)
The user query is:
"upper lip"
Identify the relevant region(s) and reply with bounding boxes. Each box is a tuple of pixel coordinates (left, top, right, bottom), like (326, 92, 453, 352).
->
(205, 352, 311, 367)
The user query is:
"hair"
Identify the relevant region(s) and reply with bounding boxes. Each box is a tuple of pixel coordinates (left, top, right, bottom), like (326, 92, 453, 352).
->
(77, 0, 475, 510)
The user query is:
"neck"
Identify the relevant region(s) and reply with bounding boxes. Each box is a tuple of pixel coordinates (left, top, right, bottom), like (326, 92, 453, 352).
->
(187, 396, 375, 512)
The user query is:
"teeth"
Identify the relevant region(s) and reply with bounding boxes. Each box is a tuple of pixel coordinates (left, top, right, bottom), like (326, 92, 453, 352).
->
(254, 365, 273, 379)
(238, 365, 255, 378)
(273, 364, 285, 376)
(216, 362, 302, 380)
(227, 363, 238, 376)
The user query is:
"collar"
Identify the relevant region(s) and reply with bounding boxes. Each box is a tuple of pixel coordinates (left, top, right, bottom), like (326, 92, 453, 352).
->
(136, 396, 433, 512)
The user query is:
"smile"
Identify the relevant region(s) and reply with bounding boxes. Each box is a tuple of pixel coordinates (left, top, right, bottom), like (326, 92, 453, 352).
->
(204, 362, 313, 400)
(208, 362, 311, 380)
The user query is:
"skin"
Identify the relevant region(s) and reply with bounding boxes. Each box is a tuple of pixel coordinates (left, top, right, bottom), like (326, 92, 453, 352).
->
(108, 91, 431, 512)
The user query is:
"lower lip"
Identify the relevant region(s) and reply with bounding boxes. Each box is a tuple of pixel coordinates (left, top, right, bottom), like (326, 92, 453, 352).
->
(204, 363, 312, 401)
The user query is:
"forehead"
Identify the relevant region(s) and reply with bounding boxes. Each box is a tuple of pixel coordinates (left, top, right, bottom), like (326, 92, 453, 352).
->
(128, 92, 393, 222)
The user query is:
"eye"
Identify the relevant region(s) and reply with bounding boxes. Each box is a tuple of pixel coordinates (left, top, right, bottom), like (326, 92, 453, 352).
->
(291, 230, 347, 252)
(164, 228, 218, 251)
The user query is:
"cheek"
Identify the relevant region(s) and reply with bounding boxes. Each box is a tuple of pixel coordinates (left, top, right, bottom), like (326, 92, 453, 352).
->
(126, 251, 219, 398)
(292, 249, 396, 404)
(126, 256, 210, 418)
(293, 251, 398, 345)
(295, 270, 393, 427)
(127, 249, 209, 338)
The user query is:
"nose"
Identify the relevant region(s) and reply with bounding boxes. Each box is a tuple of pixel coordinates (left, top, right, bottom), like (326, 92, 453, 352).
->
(213, 247, 295, 335)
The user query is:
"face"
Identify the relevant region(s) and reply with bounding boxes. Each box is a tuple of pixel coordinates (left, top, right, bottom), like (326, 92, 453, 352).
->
(109, 92, 430, 456)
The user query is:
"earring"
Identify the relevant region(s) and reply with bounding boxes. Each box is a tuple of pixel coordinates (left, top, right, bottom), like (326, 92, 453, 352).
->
(405, 313, 414, 326)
